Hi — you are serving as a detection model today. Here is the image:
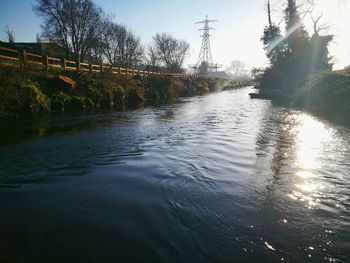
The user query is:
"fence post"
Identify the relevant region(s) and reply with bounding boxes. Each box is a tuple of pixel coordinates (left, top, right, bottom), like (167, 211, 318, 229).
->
(126, 68, 128, 75)
(100, 64, 103, 72)
(89, 63, 93, 72)
(22, 50, 27, 65)
(62, 58, 67, 70)
(44, 54, 49, 70)
(118, 67, 121, 75)
(76, 61, 81, 71)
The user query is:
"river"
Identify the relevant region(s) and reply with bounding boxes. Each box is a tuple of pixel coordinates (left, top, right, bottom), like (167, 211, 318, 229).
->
(0, 87, 349, 262)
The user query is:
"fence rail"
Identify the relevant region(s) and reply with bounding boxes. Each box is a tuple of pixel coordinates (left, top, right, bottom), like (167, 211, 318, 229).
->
(0, 46, 19, 61)
(0, 46, 202, 78)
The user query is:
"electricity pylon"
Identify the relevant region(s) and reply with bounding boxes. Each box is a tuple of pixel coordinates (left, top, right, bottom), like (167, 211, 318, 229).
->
(190, 15, 222, 76)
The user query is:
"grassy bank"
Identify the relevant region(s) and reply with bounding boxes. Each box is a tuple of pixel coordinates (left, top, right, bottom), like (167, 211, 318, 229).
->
(293, 69, 350, 125)
(0, 66, 228, 119)
(254, 68, 350, 126)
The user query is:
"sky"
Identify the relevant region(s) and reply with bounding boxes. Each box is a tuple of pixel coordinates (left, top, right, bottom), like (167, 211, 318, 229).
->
(0, 0, 349, 70)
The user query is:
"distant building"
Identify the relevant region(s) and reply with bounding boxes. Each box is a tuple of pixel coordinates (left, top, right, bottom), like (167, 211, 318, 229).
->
(0, 41, 66, 58)
(185, 69, 230, 79)
(209, 71, 230, 79)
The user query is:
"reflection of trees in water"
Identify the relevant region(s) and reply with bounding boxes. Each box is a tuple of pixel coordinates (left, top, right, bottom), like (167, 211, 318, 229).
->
(254, 107, 301, 201)
(153, 101, 187, 124)
(155, 109, 176, 123)
(250, 107, 309, 261)
(254, 108, 350, 262)
(0, 114, 120, 147)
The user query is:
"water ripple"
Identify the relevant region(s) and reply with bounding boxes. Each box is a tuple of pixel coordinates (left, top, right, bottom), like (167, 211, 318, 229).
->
(0, 88, 349, 262)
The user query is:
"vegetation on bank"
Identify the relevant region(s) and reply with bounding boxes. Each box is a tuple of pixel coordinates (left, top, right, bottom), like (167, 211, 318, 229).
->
(0, 66, 228, 118)
(0, 0, 235, 120)
(293, 69, 350, 124)
(254, 0, 349, 125)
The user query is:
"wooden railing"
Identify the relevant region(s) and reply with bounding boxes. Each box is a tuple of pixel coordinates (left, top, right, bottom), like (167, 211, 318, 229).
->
(0, 46, 20, 61)
(0, 46, 200, 78)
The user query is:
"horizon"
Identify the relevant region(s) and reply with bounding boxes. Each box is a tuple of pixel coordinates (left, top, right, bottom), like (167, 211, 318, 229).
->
(0, 0, 349, 70)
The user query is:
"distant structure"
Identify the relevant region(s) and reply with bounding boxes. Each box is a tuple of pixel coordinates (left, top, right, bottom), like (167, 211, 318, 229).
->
(190, 16, 222, 76)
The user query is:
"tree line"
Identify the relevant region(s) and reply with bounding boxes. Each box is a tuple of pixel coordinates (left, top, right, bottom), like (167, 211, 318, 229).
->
(24, 0, 189, 72)
(258, 0, 333, 98)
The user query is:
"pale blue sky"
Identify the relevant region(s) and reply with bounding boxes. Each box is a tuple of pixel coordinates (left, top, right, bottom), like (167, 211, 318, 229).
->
(0, 0, 349, 69)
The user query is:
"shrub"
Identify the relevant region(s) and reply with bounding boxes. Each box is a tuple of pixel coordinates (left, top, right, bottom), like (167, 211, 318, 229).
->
(50, 91, 71, 112)
(0, 68, 50, 117)
(294, 70, 350, 124)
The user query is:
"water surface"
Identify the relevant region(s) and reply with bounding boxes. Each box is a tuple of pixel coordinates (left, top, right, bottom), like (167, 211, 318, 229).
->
(0, 87, 349, 262)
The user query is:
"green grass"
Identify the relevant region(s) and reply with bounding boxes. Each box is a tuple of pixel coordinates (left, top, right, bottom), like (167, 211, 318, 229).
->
(294, 70, 350, 124)
(0, 65, 222, 118)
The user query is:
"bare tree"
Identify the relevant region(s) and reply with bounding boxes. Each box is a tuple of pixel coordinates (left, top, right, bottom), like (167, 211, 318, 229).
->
(33, 0, 109, 61)
(227, 60, 246, 79)
(271, 0, 315, 27)
(152, 33, 190, 71)
(101, 23, 143, 67)
(310, 13, 330, 36)
(5, 25, 15, 43)
(86, 38, 104, 64)
(145, 45, 159, 70)
(266, 0, 273, 28)
(122, 29, 144, 67)
(36, 33, 41, 43)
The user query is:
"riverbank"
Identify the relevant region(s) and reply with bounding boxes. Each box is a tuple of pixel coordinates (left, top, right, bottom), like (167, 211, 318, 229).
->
(252, 68, 350, 126)
(0, 65, 233, 119)
(293, 69, 350, 125)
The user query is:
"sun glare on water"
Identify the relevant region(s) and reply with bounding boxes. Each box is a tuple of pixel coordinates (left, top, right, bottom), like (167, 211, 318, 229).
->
(289, 114, 333, 208)
(295, 115, 331, 169)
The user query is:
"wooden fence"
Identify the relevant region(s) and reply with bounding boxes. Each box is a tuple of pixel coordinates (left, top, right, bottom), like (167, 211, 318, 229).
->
(0, 46, 199, 78)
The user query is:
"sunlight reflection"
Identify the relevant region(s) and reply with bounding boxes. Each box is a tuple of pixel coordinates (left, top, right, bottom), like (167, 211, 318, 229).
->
(295, 115, 331, 170)
(288, 190, 320, 208)
(296, 183, 322, 193)
(296, 171, 315, 179)
(290, 114, 333, 208)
